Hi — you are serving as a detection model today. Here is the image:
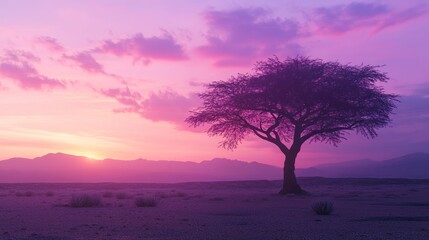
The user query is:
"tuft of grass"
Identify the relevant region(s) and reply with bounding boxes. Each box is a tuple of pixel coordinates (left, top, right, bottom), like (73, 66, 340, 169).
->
(135, 197, 158, 207)
(69, 194, 102, 208)
(312, 201, 334, 215)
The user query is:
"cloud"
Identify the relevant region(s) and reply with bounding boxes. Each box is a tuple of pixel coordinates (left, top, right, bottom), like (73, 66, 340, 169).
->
(0, 50, 66, 90)
(63, 51, 105, 74)
(312, 2, 427, 34)
(96, 33, 188, 64)
(34, 37, 105, 74)
(101, 87, 143, 113)
(141, 91, 200, 124)
(34, 36, 65, 52)
(197, 7, 302, 67)
(101, 87, 200, 129)
(374, 4, 428, 33)
(3, 50, 40, 63)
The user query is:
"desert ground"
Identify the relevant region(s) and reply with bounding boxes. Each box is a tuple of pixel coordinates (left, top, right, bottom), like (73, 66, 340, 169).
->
(0, 178, 428, 240)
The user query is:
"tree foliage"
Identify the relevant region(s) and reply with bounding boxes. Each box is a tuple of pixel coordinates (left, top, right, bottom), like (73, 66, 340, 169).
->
(186, 56, 398, 154)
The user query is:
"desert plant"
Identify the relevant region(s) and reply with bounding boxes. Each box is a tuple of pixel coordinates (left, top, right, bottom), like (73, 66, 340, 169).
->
(135, 197, 158, 207)
(69, 194, 102, 208)
(312, 201, 334, 215)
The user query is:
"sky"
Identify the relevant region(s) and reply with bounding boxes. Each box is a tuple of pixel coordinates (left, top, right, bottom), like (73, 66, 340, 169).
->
(0, 0, 428, 168)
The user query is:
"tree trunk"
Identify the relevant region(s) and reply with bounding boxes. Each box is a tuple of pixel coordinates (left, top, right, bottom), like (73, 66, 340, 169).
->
(279, 151, 304, 194)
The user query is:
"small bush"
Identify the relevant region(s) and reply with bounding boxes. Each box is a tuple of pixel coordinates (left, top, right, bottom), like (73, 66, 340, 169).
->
(69, 194, 102, 208)
(135, 197, 158, 207)
(312, 201, 334, 215)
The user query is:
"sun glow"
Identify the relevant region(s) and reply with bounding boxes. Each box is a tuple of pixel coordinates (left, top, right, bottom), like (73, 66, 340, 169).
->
(74, 151, 102, 160)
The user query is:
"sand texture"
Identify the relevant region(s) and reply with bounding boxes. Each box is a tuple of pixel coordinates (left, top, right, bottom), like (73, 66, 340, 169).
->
(0, 178, 428, 240)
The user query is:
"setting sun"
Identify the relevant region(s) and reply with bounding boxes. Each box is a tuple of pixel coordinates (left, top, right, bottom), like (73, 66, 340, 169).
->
(73, 151, 102, 160)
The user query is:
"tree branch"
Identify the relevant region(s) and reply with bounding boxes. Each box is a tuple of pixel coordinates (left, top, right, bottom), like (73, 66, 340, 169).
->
(238, 115, 289, 152)
(300, 121, 362, 143)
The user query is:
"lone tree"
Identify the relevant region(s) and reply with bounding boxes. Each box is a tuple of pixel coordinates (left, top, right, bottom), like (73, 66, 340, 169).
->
(186, 56, 398, 194)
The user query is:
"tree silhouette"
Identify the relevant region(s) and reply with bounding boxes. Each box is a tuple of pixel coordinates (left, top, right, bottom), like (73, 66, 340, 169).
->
(186, 56, 398, 194)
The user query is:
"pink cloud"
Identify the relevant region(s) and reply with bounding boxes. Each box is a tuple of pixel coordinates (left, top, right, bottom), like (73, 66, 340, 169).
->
(101, 87, 200, 129)
(101, 87, 142, 113)
(63, 51, 105, 74)
(3, 50, 40, 63)
(97, 33, 187, 63)
(142, 91, 200, 124)
(0, 50, 65, 90)
(197, 8, 302, 67)
(34, 36, 65, 52)
(312, 2, 427, 34)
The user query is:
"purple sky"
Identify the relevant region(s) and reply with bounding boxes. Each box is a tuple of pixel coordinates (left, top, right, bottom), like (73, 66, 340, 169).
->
(0, 0, 428, 167)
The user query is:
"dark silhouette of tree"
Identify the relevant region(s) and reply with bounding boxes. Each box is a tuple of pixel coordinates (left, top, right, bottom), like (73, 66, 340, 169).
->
(186, 56, 398, 194)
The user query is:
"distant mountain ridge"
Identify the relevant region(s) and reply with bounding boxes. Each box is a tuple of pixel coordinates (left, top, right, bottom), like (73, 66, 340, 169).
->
(296, 152, 429, 179)
(0, 152, 428, 182)
(0, 153, 282, 183)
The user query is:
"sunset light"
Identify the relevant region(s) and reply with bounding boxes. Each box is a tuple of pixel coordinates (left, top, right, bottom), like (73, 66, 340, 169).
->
(74, 151, 103, 160)
(0, 1, 429, 166)
(0, 1, 428, 168)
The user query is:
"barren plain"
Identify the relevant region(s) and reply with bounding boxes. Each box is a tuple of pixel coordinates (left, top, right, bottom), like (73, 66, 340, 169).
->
(0, 178, 428, 240)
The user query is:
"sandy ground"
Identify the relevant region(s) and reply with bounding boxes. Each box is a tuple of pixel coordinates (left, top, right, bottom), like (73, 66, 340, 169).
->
(0, 178, 428, 240)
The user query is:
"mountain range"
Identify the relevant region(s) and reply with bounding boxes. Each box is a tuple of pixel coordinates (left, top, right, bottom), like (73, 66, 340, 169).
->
(0, 152, 428, 182)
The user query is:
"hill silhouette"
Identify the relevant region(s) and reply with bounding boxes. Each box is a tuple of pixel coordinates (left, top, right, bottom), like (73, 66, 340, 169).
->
(297, 153, 429, 179)
(0, 153, 281, 182)
(0, 152, 427, 182)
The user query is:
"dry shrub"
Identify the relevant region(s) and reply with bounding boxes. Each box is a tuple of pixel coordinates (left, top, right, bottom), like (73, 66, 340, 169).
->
(312, 201, 334, 215)
(69, 194, 102, 208)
